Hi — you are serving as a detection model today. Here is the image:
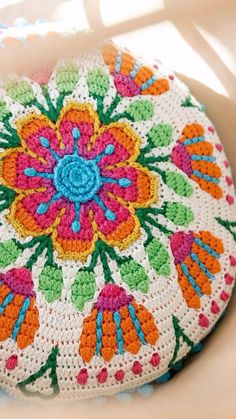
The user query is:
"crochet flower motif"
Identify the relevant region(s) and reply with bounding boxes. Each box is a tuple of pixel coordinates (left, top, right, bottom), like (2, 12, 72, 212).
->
(171, 123, 222, 199)
(103, 43, 169, 97)
(79, 284, 159, 363)
(0, 102, 157, 261)
(0, 267, 39, 349)
(170, 231, 224, 309)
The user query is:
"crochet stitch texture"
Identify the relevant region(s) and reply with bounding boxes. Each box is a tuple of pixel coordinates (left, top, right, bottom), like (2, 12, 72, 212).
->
(0, 41, 235, 400)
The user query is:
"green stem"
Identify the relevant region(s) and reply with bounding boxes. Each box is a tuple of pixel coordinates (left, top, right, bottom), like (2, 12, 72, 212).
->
(216, 217, 236, 241)
(44, 91, 57, 122)
(17, 346, 59, 400)
(109, 111, 134, 123)
(103, 93, 121, 120)
(99, 242, 114, 283)
(32, 99, 52, 119)
(144, 155, 170, 164)
(25, 240, 49, 271)
(168, 316, 194, 368)
(144, 215, 173, 237)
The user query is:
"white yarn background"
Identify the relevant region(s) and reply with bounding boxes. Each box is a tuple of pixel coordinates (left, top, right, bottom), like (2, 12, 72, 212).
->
(0, 46, 235, 400)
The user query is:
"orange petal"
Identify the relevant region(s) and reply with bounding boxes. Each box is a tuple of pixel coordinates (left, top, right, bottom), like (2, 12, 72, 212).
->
(196, 231, 224, 254)
(16, 299, 39, 350)
(0, 294, 24, 342)
(101, 311, 117, 362)
(191, 243, 221, 274)
(191, 175, 223, 199)
(176, 264, 201, 309)
(131, 301, 159, 345)
(184, 256, 211, 295)
(180, 123, 205, 141)
(79, 308, 97, 363)
(120, 306, 141, 354)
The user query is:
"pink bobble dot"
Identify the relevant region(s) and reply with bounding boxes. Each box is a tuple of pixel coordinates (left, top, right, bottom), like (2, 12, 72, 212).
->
(230, 255, 236, 266)
(131, 361, 142, 375)
(150, 352, 160, 367)
(225, 273, 234, 285)
(220, 291, 229, 301)
(114, 370, 124, 382)
(226, 195, 234, 205)
(208, 126, 215, 133)
(211, 301, 220, 314)
(226, 176, 233, 186)
(169, 75, 174, 81)
(77, 368, 88, 385)
(224, 160, 229, 168)
(199, 313, 209, 328)
(97, 368, 108, 384)
(5, 354, 18, 371)
(215, 144, 223, 152)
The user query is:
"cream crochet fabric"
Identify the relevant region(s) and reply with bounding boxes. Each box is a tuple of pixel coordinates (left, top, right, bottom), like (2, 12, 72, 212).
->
(0, 39, 235, 401)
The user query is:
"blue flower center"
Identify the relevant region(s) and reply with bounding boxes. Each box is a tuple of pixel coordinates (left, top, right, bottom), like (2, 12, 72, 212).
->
(54, 155, 101, 203)
(24, 127, 132, 233)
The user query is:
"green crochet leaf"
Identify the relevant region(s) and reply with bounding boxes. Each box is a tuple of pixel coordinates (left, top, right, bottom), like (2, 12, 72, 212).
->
(0, 240, 22, 268)
(164, 171, 193, 197)
(0, 185, 16, 212)
(126, 99, 154, 121)
(147, 123, 173, 147)
(164, 202, 194, 226)
(56, 62, 79, 94)
(5, 79, 35, 106)
(146, 238, 171, 276)
(71, 269, 96, 311)
(39, 264, 63, 303)
(87, 67, 110, 98)
(120, 257, 149, 293)
(0, 99, 11, 122)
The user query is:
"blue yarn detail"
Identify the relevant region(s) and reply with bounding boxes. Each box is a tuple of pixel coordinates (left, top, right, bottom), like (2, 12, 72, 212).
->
(93, 194, 116, 221)
(115, 50, 122, 73)
(113, 311, 123, 354)
(101, 176, 132, 187)
(190, 252, 215, 280)
(193, 238, 220, 259)
(11, 297, 30, 341)
(182, 136, 205, 146)
(156, 371, 171, 383)
(137, 383, 154, 397)
(128, 304, 146, 344)
(130, 60, 141, 79)
(96, 311, 103, 355)
(192, 170, 220, 184)
(140, 75, 157, 91)
(116, 391, 133, 403)
(192, 342, 203, 353)
(39, 136, 60, 161)
(24, 168, 54, 179)
(71, 202, 81, 233)
(72, 127, 81, 155)
(191, 154, 216, 162)
(0, 292, 14, 315)
(181, 263, 203, 296)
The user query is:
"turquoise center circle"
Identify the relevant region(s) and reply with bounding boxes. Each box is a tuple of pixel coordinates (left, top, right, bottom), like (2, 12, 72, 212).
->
(54, 155, 101, 203)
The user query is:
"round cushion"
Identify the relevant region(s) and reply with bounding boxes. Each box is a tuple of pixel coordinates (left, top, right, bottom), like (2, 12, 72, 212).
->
(0, 41, 235, 401)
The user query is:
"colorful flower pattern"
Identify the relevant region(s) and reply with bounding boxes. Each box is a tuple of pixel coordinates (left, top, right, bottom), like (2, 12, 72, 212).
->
(0, 42, 234, 400)
(79, 284, 159, 363)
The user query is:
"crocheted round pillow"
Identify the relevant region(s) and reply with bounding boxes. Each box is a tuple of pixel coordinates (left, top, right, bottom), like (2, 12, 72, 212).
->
(0, 41, 235, 401)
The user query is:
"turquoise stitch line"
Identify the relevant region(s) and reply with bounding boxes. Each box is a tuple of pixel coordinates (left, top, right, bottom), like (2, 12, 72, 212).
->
(128, 304, 146, 344)
(190, 253, 214, 280)
(96, 311, 103, 355)
(71, 201, 81, 233)
(36, 192, 62, 215)
(192, 170, 220, 184)
(193, 237, 220, 259)
(93, 194, 116, 221)
(39, 136, 60, 161)
(113, 311, 124, 354)
(191, 155, 216, 162)
(140, 75, 157, 91)
(180, 263, 203, 297)
(183, 136, 205, 146)
(0, 292, 14, 315)
(101, 176, 132, 187)
(115, 49, 122, 73)
(11, 297, 30, 341)
(130, 60, 141, 79)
